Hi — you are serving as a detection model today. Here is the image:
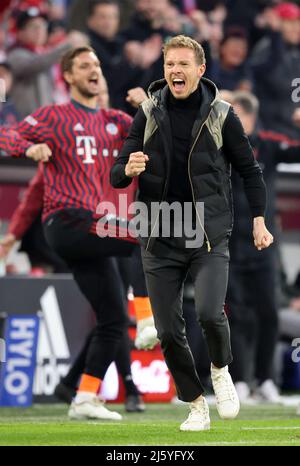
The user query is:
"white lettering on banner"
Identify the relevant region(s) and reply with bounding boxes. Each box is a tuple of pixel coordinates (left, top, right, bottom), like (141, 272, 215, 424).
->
(33, 287, 70, 396)
(3, 319, 36, 400)
(99, 360, 171, 400)
(9, 340, 34, 359)
(76, 136, 97, 164)
(34, 364, 69, 396)
(40, 287, 69, 359)
(10, 319, 36, 340)
(5, 371, 29, 396)
(7, 358, 31, 371)
(131, 360, 170, 394)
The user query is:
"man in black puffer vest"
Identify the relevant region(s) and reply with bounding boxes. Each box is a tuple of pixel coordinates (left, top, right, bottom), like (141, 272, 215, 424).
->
(110, 35, 273, 431)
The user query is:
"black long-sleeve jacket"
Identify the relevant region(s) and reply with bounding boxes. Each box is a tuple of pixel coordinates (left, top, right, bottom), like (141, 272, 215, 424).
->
(110, 77, 266, 253)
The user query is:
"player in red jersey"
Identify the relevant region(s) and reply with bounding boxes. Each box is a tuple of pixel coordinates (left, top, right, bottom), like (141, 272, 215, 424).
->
(0, 46, 152, 420)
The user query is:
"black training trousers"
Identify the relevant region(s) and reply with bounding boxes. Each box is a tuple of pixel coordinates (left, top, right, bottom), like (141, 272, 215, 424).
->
(141, 237, 232, 402)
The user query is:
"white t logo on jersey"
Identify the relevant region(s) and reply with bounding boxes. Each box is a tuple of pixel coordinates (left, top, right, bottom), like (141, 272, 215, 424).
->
(76, 136, 97, 164)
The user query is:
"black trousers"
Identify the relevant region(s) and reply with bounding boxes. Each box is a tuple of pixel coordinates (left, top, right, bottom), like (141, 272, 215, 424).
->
(44, 209, 136, 380)
(226, 256, 279, 384)
(141, 237, 232, 402)
(62, 326, 137, 394)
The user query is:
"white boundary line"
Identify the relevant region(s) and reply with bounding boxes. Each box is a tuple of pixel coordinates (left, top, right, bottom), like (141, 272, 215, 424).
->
(242, 426, 300, 430)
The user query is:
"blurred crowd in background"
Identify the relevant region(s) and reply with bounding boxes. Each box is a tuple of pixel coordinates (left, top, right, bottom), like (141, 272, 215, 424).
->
(0, 0, 300, 136)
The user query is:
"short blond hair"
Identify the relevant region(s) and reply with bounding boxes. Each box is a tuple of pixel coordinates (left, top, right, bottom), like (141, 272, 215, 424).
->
(163, 35, 206, 65)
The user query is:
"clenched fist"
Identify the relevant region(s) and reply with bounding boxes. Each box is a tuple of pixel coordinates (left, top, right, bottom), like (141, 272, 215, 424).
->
(253, 216, 274, 251)
(125, 152, 149, 177)
(26, 144, 52, 162)
(126, 87, 147, 108)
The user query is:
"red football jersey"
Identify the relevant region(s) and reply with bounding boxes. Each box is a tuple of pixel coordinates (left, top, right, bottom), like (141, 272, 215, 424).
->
(0, 100, 137, 239)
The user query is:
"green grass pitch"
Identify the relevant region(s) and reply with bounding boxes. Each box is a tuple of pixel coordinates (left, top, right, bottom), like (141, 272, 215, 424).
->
(0, 403, 299, 446)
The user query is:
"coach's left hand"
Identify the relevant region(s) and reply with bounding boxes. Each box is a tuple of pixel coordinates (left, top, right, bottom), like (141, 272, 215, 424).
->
(253, 216, 274, 251)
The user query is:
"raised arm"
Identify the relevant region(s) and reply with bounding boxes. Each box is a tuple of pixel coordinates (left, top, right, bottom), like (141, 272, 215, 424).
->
(110, 106, 147, 188)
(7, 31, 88, 78)
(0, 106, 54, 161)
(8, 42, 71, 78)
(223, 107, 273, 250)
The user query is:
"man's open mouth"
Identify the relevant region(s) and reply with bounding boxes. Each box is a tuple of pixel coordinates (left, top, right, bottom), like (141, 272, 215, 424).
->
(172, 78, 185, 91)
(88, 77, 99, 85)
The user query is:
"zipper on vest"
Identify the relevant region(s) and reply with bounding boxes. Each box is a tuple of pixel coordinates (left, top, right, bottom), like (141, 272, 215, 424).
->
(188, 111, 212, 253)
(145, 109, 169, 252)
(145, 107, 213, 253)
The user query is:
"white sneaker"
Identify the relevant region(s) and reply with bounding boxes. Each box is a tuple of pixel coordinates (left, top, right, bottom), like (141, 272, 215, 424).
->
(135, 316, 159, 350)
(254, 379, 281, 403)
(68, 394, 122, 421)
(180, 397, 210, 431)
(211, 364, 240, 419)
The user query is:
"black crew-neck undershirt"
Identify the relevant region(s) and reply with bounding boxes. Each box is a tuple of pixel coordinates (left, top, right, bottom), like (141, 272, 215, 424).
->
(166, 88, 201, 203)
